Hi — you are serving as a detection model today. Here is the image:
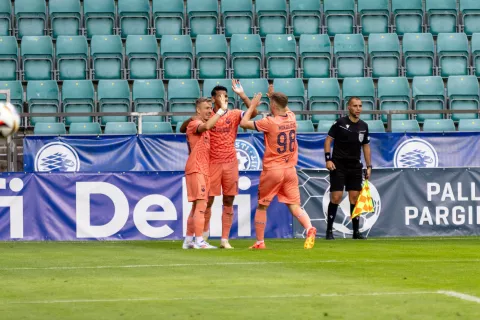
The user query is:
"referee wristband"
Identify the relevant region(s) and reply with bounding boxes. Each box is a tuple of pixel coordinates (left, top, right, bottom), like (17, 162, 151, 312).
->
(325, 152, 332, 162)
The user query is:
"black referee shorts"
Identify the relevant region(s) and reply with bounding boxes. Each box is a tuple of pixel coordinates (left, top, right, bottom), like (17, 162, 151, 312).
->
(329, 159, 363, 192)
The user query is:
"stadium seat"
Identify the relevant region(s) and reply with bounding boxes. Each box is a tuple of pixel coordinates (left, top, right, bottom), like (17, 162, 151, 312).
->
(412, 76, 445, 122)
(296, 120, 314, 133)
(308, 78, 340, 123)
(289, 0, 321, 37)
(168, 79, 200, 123)
(133, 80, 166, 122)
(203, 79, 235, 108)
(196, 35, 228, 79)
(265, 34, 297, 78)
(105, 122, 137, 134)
(423, 119, 456, 132)
(69, 122, 102, 134)
(187, 0, 218, 38)
(403, 33, 435, 78)
(14, 0, 46, 38)
(0, 81, 24, 115)
(391, 120, 421, 132)
(97, 80, 131, 125)
(56, 36, 88, 80)
(334, 34, 365, 78)
(299, 34, 331, 79)
(426, 0, 458, 35)
(175, 121, 185, 133)
(27, 80, 59, 125)
(34, 123, 66, 135)
(62, 80, 95, 125)
(142, 122, 173, 134)
(342, 77, 375, 121)
(238, 78, 269, 112)
(153, 0, 184, 38)
(91, 35, 124, 80)
(161, 35, 194, 79)
(256, 0, 288, 37)
(126, 35, 159, 80)
(0, 0, 11, 36)
(21, 36, 53, 81)
(84, 0, 115, 38)
(461, 0, 480, 36)
(221, 0, 253, 37)
(323, 0, 355, 36)
(378, 77, 410, 122)
(49, 0, 81, 38)
(473, 34, 480, 77)
(365, 120, 385, 133)
(231, 34, 262, 79)
(118, 0, 150, 38)
(0, 36, 18, 80)
(437, 33, 469, 77)
(316, 120, 336, 133)
(458, 119, 480, 131)
(447, 76, 479, 121)
(368, 33, 401, 78)
(273, 78, 305, 120)
(392, 0, 424, 36)
(358, 0, 389, 36)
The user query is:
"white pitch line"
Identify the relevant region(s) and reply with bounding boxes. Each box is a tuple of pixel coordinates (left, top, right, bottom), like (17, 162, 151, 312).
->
(438, 291, 480, 304)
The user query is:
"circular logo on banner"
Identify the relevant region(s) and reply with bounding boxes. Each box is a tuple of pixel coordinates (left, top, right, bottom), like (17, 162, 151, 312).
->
(34, 142, 80, 172)
(393, 138, 438, 168)
(235, 139, 261, 170)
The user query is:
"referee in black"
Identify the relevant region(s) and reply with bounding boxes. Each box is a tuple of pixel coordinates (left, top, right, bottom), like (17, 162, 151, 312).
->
(324, 97, 372, 240)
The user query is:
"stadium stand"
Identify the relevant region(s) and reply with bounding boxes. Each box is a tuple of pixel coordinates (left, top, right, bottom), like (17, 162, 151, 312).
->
(168, 79, 200, 123)
(196, 34, 228, 79)
(358, 0, 390, 36)
(423, 119, 456, 132)
(104, 122, 137, 134)
(273, 78, 305, 120)
(437, 33, 469, 77)
(118, 0, 150, 38)
(289, 0, 321, 37)
(15, 0, 47, 38)
(231, 34, 262, 79)
(323, 0, 355, 36)
(161, 35, 194, 79)
(27, 80, 59, 125)
(21, 36, 54, 81)
(34, 122, 66, 135)
(56, 36, 89, 80)
(221, 0, 254, 37)
(0, 36, 19, 81)
(97, 80, 130, 125)
(334, 34, 366, 78)
(265, 34, 297, 79)
(391, 120, 421, 132)
(142, 122, 174, 134)
(378, 77, 410, 122)
(133, 79, 166, 122)
(0, 80, 23, 115)
(90, 35, 124, 80)
(365, 120, 386, 133)
(0, 0, 11, 37)
(296, 120, 315, 133)
(299, 34, 331, 79)
(153, 0, 184, 38)
(255, 0, 288, 37)
(84, 0, 116, 39)
(368, 33, 401, 78)
(125, 35, 159, 80)
(308, 78, 341, 124)
(426, 0, 458, 35)
(392, 0, 424, 35)
(62, 80, 95, 125)
(461, 0, 480, 36)
(458, 119, 480, 131)
(412, 76, 446, 122)
(447, 75, 479, 121)
(69, 122, 102, 135)
(403, 33, 435, 78)
(187, 0, 218, 38)
(49, 0, 82, 38)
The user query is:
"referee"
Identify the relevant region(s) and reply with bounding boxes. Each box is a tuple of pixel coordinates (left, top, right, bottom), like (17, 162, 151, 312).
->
(324, 97, 372, 240)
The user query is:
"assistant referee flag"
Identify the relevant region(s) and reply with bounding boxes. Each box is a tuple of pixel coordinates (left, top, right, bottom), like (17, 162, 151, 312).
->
(352, 180, 374, 219)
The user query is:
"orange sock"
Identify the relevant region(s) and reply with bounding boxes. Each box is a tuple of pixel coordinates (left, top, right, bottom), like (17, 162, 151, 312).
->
(186, 206, 195, 237)
(292, 207, 312, 230)
(221, 206, 234, 240)
(203, 207, 212, 232)
(193, 201, 207, 238)
(254, 207, 267, 242)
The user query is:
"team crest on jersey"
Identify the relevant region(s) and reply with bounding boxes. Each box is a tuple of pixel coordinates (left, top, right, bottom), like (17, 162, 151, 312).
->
(235, 139, 261, 170)
(226, 119, 231, 124)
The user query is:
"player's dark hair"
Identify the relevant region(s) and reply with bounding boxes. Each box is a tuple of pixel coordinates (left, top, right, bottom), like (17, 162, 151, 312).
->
(347, 96, 362, 106)
(211, 85, 228, 97)
(270, 92, 288, 109)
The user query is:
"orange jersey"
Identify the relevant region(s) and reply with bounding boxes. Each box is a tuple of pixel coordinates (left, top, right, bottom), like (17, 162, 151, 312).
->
(254, 111, 298, 170)
(209, 109, 243, 164)
(185, 119, 211, 176)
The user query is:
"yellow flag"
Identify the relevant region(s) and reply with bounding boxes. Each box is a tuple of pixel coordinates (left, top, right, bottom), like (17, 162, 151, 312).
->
(352, 180, 374, 219)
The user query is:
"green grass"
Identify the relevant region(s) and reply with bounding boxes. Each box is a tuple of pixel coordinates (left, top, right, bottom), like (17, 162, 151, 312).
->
(1, 238, 480, 319)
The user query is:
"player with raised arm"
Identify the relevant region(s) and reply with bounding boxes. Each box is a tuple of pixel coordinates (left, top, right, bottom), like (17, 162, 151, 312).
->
(240, 92, 317, 249)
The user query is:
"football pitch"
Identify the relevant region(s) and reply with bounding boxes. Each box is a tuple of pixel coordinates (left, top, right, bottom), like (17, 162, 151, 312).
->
(1, 238, 479, 319)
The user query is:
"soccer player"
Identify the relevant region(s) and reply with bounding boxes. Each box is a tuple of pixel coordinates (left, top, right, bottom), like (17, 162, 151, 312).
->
(324, 97, 372, 240)
(240, 92, 317, 249)
(182, 97, 228, 249)
(180, 80, 258, 249)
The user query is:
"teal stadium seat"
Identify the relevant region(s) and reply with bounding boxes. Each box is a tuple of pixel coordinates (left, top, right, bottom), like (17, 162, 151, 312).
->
(105, 122, 137, 134)
(296, 120, 314, 132)
(161, 35, 194, 79)
(423, 119, 456, 132)
(256, 0, 288, 37)
(473, 34, 480, 77)
(437, 33, 469, 77)
(98, 80, 131, 125)
(317, 120, 336, 133)
(392, 0, 423, 35)
(299, 34, 331, 79)
(323, 0, 355, 36)
(34, 123, 66, 135)
(0, 36, 18, 80)
(265, 34, 297, 79)
(27, 80, 59, 125)
(378, 77, 410, 122)
(403, 33, 435, 78)
(203, 79, 235, 108)
(49, 0, 81, 38)
(365, 120, 385, 133)
(91, 35, 124, 80)
(273, 78, 305, 120)
(133, 80, 166, 122)
(391, 120, 420, 132)
(21, 36, 53, 80)
(196, 35, 228, 79)
(176, 121, 185, 133)
(126, 35, 159, 80)
(69, 122, 102, 134)
(0, 81, 24, 115)
(62, 80, 95, 125)
(56, 36, 88, 80)
(289, 0, 321, 37)
(142, 122, 173, 134)
(308, 78, 340, 123)
(342, 77, 375, 121)
(358, 0, 390, 36)
(231, 34, 262, 79)
(368, 33, 401, 78)
(15, 0, 46, 38)
(334, 34, 365, 78)
(461, 0, 480, 36)
(0, 0, 11, 36)
(187, 0, 218, 38)
(84, 0, 115, 38)
(412, 76, 445, 122)
(426, 0, 458, 35)
(447, 76, 479, 121)
(118, 0, 150, 38)
(221, 0, 253, 37)
(238, 78, 269, 113)
(168, 79, 200, 123)
(153, 0, 184, 38)
(458, 119, 480, 131)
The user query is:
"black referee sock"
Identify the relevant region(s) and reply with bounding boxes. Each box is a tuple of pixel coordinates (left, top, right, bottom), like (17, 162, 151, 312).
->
(351, 203, 360, 233)
(327, 203, 338, 231)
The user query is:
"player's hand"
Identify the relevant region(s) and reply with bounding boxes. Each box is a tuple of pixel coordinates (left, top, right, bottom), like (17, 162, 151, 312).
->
(220, 94, 228, 111)
(267, 83, 274, 98)
(364, 167, 372, 180)
(232, 79, 244, 96)
(326, 160, 336, 171)
(250, 93, 262, 109)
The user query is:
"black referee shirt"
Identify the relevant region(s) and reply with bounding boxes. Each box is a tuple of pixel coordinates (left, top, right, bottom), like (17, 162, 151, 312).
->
(327, 116, 370, 161)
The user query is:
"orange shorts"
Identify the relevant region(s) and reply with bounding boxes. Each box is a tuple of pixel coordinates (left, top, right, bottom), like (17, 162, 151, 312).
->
(258, 167, 300, 205)
(209, 161, 239, 196)
(186, 173, 210, 202)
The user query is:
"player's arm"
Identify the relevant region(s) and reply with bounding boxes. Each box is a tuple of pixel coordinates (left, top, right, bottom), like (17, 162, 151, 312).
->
(324, 121, 338, 171)
(179, 117, 194, 133)
(197, 96, 228, 133)
(362, 128, 372, 179)
(232, 79, 259, 118)
(240, 93, 262, 130)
